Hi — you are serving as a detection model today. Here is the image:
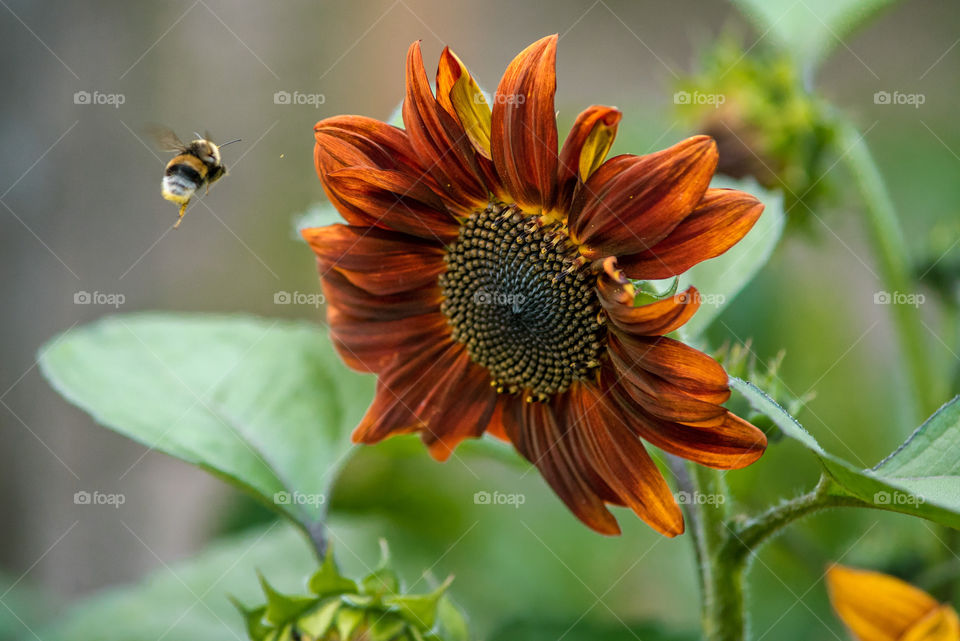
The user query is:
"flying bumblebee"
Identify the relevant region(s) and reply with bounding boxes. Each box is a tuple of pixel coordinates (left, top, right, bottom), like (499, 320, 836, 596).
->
(150, 127, 239, 228)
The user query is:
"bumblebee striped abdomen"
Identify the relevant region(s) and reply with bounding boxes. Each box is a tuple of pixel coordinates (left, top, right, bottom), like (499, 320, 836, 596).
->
(161, 153, 208, 205)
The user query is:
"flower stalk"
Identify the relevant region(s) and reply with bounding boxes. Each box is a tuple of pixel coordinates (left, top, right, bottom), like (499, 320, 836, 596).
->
(837, 119, 936, 419)
(691, 473, 868, 640)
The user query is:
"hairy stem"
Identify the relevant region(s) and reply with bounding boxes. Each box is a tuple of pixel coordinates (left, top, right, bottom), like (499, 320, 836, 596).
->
(837, 119, 936, 418)
(689, 464, 744, 641)
(693, 474, 863, 640)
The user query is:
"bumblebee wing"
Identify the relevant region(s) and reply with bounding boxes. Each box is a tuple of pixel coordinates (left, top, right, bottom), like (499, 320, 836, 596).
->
(146, 125, 186, 152)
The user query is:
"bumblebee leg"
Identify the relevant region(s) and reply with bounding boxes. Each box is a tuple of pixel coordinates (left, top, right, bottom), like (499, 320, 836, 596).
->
(173, 203, 187, 229)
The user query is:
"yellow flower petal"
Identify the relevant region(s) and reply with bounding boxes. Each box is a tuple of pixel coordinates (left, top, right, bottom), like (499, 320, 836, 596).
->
(578, 111, 618, 181)
(437, 47, 492, 159)
(901, 605, 960, 641)
(827, 564, 942, 641)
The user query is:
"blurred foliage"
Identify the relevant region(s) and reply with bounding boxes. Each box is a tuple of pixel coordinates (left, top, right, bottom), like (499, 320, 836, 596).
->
(676, 37, 836, 226)
(731, 0, 896, 65)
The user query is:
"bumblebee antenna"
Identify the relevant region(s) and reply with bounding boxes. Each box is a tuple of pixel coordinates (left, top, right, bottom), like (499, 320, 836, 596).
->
(219, 138, 242, 147)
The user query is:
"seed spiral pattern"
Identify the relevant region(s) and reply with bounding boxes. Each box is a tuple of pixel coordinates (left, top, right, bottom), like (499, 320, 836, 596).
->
(439, 203, 605, 398)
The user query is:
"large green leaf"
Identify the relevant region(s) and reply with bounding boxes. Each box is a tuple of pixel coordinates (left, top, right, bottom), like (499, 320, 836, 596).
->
(677, 177, 785, 341)
(732, 377, 960, 528)
(730, 0, 896, 65)
(39, 314, 374, 532)
(34, 522, 315, 641)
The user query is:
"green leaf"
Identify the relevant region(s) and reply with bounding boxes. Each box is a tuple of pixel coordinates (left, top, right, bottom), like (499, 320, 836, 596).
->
(309, 545, 359, 598)
(38, 314, 375, 531)
(732, 378, 960, 528)
(730, 0, 895, 66)
(38, 522, 316, 641)
(385, 577, 453, 631)
(259, 574, 316, 625)
(436, 596, 470, 641)
(677, 177, 785, 341)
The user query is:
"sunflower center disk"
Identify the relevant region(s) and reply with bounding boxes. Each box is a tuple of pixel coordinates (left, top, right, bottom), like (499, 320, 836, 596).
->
(439, 203, 605, 398)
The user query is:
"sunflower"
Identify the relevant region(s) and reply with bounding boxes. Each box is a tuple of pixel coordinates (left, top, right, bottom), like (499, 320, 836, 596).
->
(827, 564, 960, 641)
(302, 35, 767, 537)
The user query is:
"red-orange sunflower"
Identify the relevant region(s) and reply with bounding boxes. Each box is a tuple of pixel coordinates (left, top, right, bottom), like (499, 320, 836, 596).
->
(303, 35, 767, 537)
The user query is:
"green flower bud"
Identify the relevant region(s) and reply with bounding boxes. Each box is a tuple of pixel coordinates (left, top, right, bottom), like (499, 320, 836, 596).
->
(233, 542, 468, 641)
(676, 36, 837, 225)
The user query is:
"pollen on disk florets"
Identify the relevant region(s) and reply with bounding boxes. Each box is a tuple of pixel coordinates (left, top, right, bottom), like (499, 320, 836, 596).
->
(439, 203, 605, 398)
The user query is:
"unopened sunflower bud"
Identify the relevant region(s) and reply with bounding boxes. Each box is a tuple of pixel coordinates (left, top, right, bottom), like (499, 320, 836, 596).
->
(233, 542, 467, 641)
(675, 37, 836, 223)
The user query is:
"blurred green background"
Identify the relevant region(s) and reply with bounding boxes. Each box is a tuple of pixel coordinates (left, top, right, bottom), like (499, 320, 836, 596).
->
(1, 0, 959, 639)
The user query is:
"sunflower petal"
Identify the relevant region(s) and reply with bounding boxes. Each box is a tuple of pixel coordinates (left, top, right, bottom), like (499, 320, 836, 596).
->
(827, 564, 943, 641)
(610, 333, 730, 402)
(353, 340, 463, 444)
(326, 303, 448, 374)
(901, 605, 960, 641)
(501, 396, 621, 535)
(325, 167, 460, 243)
(554, 106, 621, 212)
(404, 41, 488, 209)
(314, 116, 424, 226)
(614, 398, 765, 468)
(571, 136, 717, 259)
(619, 188, 764, 280)
(568, 385, 684, 537)
(421, 355, 499, 461)
(437, 47, 493, 160)
(302, 225, 445, 296)
(491, 35, 559, 211)
(597, 257, 701, 336)
(322, 268, 441, 322)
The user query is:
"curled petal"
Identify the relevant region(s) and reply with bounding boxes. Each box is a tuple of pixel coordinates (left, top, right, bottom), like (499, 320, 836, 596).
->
(491, 35, 559, 211)
(571, 136, 717, 259)
(608, 348, 728, 425)
(436, 47, 493, 159)
(554, 106, 621, 212)
(325, 167, 460, 243)
(604, 375, 766, 469)
(302, 224, 445, 296)
(404, 41, 488, 209)
(597, 257, 701, 336)
(610, 332, 730, 402)
(827, 564, 952, 641)
(567, 385, 684, 536)
(619, 188, 764, 280)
